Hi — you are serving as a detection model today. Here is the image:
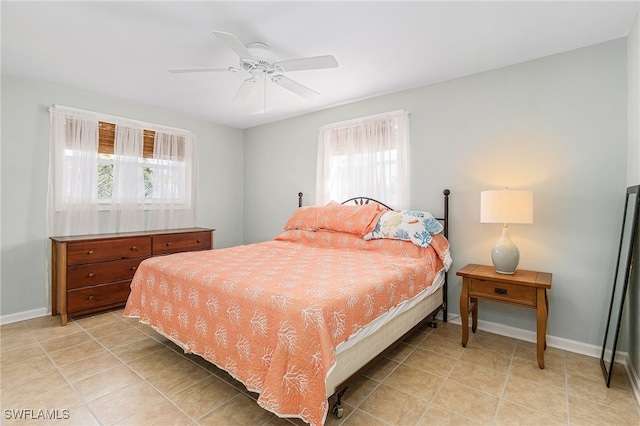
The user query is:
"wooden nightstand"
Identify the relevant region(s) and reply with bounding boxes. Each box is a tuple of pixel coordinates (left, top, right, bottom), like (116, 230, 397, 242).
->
(457, 264, 552, 368)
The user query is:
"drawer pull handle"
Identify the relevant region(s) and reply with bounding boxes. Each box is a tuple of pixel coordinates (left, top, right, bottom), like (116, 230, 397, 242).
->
(87, 250, 94, 255)
(88, 295, 94, 300)
(197, 239, 201, 243)
(166, 242, 172, 246)
(130, 266, 137, 271)
(494, 287, 508, 295)
(131, 246, 137, 250)
(88, 273, 94, 278)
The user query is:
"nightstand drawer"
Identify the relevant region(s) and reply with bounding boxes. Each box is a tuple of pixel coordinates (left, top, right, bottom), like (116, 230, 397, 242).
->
(469, 278, 536, 307)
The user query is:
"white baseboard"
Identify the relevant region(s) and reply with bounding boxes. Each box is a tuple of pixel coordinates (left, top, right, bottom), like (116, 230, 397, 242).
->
(1, 307, 49, 325)
(441, 313, 640, 406)
(444, 314, 603, 357)
(620, 352, 640, 406)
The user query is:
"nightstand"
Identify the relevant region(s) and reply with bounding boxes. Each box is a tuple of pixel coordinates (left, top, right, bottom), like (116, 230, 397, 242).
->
(457, 263, 552, 368)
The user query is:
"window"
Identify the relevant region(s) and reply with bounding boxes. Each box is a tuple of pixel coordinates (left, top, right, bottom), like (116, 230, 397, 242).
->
(94, 122, 189, 205)
(316, 110, 410, 207)
(48, 105, 198, 235)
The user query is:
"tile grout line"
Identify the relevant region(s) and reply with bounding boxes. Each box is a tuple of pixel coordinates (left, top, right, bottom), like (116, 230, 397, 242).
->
(28, 319, 107, 426)
(564, 350, 572, 425)
(340, 326, 436, 425)
(68, 314, 146, 426)
(6, 313, 640, 426)
(490, 341, 517, 425)
(74, 313, 206, 426)
(116, 310, 303, 425)
(411, 324, 481, 426)
(22, 312, 190, 425)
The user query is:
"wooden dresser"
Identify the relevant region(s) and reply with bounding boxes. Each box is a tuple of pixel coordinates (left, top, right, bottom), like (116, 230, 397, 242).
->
(51, 227, 213, 325)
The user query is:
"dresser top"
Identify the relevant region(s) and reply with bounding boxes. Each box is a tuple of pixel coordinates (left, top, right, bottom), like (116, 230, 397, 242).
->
(50, 227, 214, 243)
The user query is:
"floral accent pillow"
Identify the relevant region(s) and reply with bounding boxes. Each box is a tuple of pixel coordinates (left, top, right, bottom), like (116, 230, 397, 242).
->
(283, 201, 386, 236)
(363, 210, 444, 247)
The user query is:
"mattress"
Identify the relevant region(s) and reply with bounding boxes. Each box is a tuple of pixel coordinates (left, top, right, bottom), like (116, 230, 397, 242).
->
(327, 275, 444, 395)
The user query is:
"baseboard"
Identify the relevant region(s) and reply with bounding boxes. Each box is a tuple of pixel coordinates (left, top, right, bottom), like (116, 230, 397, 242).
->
(441, 313, 640, 406)
(445, 314, 603, 357)
(620, 352, 640, 406)
(0, 307, 49, 325)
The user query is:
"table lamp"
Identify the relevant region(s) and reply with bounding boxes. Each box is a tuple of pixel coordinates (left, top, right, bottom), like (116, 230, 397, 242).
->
(481, 189, 533, 274)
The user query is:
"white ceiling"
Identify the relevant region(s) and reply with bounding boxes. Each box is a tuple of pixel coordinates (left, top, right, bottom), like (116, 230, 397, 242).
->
(2, 1, 638, 129)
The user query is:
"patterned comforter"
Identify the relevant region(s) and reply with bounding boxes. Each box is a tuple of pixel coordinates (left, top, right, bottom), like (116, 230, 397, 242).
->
(124, 229, 450, 425)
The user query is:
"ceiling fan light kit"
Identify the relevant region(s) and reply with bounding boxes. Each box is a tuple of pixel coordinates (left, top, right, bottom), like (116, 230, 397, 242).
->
(169, 30, 338, 105)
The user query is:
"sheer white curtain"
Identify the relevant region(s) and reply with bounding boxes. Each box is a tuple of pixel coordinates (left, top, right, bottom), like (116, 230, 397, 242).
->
(47, 107, 100, 236)
(147, 130, 197, 230)
(107, 120, 145, 231)
(47, 105, 198, 238)
(315, 110, 410, 208)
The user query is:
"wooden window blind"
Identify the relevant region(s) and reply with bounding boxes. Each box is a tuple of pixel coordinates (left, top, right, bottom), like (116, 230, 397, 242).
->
(98, 121, 155, 158)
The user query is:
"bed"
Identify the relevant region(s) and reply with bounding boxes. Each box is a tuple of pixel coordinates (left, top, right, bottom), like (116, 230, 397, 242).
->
(123, 190, 451, 425)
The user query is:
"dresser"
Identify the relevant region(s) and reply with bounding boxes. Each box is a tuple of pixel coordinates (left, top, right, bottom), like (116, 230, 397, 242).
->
(51, 227, 213, 325)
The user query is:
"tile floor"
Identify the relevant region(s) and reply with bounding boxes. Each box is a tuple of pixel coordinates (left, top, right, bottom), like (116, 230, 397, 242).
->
(1, 309, 639, 425)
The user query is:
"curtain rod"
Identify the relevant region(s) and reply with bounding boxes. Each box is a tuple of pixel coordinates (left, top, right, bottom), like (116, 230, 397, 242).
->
(319, 109, 409, 131)
(48, 104, 192, 135)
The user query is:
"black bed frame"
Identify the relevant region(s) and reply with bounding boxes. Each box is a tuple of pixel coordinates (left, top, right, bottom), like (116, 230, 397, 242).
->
(297, 189, 450, 419)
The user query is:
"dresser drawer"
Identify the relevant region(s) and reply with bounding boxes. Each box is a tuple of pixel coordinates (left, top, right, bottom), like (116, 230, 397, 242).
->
(67, 237, 152, 265)
(66, 257, 149, 289)
(66, 281, 131, 314)
(469, 278, 536, 307)
(153, 231, 212, 255)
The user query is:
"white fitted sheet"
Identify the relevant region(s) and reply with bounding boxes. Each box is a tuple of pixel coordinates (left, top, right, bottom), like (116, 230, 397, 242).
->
(326, 272, 445, 396)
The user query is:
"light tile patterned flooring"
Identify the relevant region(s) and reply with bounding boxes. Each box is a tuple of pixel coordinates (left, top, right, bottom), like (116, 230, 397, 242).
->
(1, 309, 639, 425)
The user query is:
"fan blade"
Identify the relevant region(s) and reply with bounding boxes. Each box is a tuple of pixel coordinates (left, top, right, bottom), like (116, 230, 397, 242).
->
(271, 75, 320, 100)
(274, 55, 338, 72)
(212, 31, 255, 60)
(233, 78, 257, 102)
(168, 67, 236, 74)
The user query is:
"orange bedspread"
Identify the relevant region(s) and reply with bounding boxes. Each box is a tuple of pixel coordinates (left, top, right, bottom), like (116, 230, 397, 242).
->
(124, 229, 450, 425)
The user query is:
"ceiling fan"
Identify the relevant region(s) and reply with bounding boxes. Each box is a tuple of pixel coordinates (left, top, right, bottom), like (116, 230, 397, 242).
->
(169, 31, 338, 102)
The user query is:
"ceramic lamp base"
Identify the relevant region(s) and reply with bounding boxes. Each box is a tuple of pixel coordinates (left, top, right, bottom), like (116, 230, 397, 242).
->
(491, 225, 520, 274)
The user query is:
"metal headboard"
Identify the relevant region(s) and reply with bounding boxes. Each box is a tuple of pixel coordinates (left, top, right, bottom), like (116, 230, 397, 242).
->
(340, 196, 393, 210)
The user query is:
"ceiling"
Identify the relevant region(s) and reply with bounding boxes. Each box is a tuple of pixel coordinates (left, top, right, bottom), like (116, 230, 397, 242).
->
(2, 1, 638, 129)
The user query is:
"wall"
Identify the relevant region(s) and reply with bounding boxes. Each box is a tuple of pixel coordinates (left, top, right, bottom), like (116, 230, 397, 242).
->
(244, 39, 628, 348)
(0, 37, 632, 354)
(0, 75, 244, 319)
(625, 10, 640, 388)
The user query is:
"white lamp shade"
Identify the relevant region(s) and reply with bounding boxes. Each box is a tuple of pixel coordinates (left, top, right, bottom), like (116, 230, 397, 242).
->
(481, 190, 533, 224)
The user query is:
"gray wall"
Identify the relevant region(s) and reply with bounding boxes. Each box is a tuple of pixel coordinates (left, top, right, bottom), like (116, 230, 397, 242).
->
(625, 11, 640, 383)
(0, 37, 633, 354)
(244, 39, 628, 347)
(0, 75, 244, 317)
